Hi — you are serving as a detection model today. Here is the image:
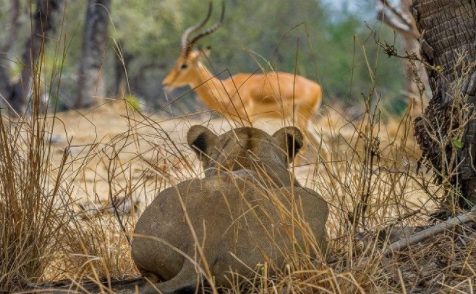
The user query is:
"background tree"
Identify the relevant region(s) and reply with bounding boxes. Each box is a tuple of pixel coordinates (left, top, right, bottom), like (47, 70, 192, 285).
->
(0, 0, 19, 110)
(74, 0, 111, 109)
(376, 0, 428, 116)
(412, 0, 476, 209)
(0, 0, 63, 115)
(0, 0, 405, 114)
(103, 0, 405, 113)
(111, 41, 133, 98)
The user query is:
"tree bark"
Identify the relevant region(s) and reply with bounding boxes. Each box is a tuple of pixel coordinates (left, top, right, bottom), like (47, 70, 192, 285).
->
(0, 0, 20, 111)
(412, 0, 476, 208)
(1, 0, 62, 115)
(112, 42, 133, 98)
(1, 0, 20, 55)
(400, 0, 428, 115)
(0, 65, 11, 111)
(74, 0, 111, 109)
(376, 0, 429, 116)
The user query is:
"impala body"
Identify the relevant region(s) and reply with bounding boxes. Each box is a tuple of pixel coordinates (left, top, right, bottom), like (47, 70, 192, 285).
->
(162, 2, 326, 159)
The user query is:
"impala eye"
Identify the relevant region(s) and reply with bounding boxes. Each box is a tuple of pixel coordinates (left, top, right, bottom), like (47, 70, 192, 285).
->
(180, 63, 188, 69)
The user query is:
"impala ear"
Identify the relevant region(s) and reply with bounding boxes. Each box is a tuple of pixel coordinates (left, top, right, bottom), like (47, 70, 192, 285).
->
(189, 47, 211, 63)
(187, 125, 218, 158)
(272, 127, 304, 163)
(198, 46, 211, 59)
(205, 46, 211, 56)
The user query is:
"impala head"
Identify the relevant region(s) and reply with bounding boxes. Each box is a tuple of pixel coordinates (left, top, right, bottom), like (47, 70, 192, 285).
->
(162, 1, 225, 93)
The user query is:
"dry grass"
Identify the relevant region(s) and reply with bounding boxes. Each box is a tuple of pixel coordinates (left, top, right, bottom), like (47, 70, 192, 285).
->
(0, 91, 74, 289)
(1, 14, 475, 294)
(1, 95, 474, 293)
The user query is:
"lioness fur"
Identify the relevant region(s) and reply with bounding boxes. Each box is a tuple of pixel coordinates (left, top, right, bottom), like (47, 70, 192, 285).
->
(131, 125, 328, 294)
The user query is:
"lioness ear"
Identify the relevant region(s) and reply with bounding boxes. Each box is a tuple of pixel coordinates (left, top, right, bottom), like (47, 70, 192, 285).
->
(187, 125, 218, 158)
(272, 127, 304, 162)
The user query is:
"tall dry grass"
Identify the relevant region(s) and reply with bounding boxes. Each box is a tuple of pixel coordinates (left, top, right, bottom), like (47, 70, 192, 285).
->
(0, 9, 475, 294)
(0, 84, 73, 289)
(1, 75, 475, 293)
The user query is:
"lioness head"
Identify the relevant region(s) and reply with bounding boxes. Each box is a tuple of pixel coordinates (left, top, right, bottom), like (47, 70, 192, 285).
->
(187, 125, 303, 175)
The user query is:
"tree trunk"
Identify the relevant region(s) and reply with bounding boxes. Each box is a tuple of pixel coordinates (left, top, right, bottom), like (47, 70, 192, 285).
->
(0, 66, 11, 111)
(0, 0, 20, 111)
(112, 42, 133, 98)
(74, 0, 111, 109)
(1, 0, 62, 115)
(403, 36, 427, 115)
(1, 0, 20, 55)
(412, 0, 476, 209)
(400, 0, 428, 116)
(376, 0, 429, 116)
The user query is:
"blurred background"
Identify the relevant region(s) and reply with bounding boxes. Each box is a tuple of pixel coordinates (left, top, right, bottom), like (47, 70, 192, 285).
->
(0, 0, 418, 117)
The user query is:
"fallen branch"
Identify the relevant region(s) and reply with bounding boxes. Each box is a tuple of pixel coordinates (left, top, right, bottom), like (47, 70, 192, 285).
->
(383, 209, 476, 257)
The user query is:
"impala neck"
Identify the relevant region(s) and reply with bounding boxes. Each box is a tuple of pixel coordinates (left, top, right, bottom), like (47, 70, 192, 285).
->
(189, 62, 229, 109)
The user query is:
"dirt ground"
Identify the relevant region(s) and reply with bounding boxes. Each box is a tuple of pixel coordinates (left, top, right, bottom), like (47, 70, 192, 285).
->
(47, 102, 325, 213)
(40, 99, 436, 225)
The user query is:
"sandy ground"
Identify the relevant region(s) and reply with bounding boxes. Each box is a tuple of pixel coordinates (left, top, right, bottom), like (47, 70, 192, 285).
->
(41, 101, 433, 221)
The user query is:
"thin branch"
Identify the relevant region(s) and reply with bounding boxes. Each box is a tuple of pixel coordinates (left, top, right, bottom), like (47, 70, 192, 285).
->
(379, 0, 412, 28)
(376, 0, 419, 39)
(383, 208, 476, 256)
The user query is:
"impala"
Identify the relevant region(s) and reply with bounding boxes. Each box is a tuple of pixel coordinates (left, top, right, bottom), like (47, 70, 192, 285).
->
(162, 2, 326, 160)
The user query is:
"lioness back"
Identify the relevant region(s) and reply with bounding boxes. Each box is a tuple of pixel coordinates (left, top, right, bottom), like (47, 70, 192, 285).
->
(131, 125, 329, 294)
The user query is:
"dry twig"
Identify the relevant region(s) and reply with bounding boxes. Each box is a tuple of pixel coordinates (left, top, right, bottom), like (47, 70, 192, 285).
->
(383, 208, 476, 256)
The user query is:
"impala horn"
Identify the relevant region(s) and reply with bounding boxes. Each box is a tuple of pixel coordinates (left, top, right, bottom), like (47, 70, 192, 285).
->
(182, 1, 225, 57)
(181, 2, 212, 55)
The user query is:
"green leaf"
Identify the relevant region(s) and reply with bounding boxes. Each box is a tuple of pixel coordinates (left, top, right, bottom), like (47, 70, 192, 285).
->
(453, 140, 463, 149)
(126, 95, 141, 111)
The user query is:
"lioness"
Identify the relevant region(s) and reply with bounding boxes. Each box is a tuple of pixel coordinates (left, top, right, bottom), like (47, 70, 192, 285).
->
(132, 125, 328, 294)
